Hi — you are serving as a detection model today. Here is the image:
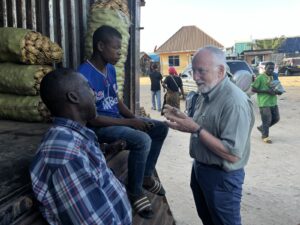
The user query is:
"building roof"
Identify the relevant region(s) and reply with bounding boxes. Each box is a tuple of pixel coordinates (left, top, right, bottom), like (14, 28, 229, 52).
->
(277, 37, 300, 53)
(155, 25, 223, 53)
(140, 51, 151, 59)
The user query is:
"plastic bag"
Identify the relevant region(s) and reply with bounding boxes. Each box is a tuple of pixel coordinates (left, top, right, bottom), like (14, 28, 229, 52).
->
(270, 80, 285, 95)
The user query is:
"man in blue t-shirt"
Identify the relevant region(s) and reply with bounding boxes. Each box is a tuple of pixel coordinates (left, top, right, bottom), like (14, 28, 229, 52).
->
(78, 25, 168, 219)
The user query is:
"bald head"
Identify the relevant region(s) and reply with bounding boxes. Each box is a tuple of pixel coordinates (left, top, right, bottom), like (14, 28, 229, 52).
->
(40, 68, 91, 117)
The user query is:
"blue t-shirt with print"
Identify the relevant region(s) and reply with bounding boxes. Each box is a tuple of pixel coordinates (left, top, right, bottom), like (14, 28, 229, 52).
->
(78, 61, 121, 118)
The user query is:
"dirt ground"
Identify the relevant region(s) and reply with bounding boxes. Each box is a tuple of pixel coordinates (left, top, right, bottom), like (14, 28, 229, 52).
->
(139, 76, 300, 225)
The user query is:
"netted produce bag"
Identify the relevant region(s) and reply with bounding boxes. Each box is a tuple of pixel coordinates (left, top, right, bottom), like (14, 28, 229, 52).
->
(0, 27, 63, 65)
(0, 94, 50, 122)
(85, 0, 130, 99)
(0, 63, 53, 96)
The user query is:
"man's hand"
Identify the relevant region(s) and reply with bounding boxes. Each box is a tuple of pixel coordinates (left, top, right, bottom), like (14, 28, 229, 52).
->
(127, 118, 150, 131)
(163, 104, 200, 133)
(267, 89, 277, 95)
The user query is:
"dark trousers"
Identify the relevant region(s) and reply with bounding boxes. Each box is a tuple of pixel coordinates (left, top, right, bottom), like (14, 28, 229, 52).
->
(259, 105, 280, 138)
(190, 161, 244, 225)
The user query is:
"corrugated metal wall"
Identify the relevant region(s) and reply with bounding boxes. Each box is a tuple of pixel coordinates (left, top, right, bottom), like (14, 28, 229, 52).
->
(0, 0, 93, 68)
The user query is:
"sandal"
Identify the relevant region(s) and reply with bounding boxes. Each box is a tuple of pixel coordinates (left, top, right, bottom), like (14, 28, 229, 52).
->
(143, 178, 166, 196)
(263, 137, 272, 144)
(129, 194, 154, 219)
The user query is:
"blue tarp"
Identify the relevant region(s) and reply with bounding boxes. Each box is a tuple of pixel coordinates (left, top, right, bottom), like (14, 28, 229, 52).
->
(277, 37, 300, 53)
(148, 53, 160, 62)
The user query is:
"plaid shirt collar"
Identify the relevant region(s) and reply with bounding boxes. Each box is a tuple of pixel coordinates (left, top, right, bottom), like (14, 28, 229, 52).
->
(52, 117, 98, 143)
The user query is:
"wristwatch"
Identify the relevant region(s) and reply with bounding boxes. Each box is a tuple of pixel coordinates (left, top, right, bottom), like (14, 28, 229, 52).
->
(192, 126, 203, 138)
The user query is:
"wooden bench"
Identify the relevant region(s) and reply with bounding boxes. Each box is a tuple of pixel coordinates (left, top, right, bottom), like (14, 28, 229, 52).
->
(0, 120, 176, 225)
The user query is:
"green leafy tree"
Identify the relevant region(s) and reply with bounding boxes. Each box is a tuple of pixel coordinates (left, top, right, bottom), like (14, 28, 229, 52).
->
(254, 36, 285, 50)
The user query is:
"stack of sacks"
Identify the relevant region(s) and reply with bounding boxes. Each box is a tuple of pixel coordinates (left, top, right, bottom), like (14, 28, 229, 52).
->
(84, 0, 130, 100)
(0, 27, 63, 122)
(0, 27, 63, 64)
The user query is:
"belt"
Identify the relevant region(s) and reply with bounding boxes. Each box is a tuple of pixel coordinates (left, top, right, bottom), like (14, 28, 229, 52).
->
(196, 161, 223, 170)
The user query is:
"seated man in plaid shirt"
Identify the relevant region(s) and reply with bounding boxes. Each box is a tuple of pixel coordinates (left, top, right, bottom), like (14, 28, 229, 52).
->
(30, 68, 132, 225)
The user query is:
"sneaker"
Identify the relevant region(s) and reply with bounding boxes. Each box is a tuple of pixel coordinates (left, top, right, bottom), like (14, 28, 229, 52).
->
(151, 107, 156, 110)
(262, 137, 272, 144)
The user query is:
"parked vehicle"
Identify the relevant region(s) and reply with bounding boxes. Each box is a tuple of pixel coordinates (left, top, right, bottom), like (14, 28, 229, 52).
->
(180, 64, 195, 94)
(227, 60, 255, 80)
(181, 60, 255, 95)
(278, 57, 300, 76)
(257, 61, 279, 74)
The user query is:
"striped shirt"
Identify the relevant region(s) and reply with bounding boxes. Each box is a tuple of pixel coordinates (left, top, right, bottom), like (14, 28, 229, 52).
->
(30, 117, 132, 225)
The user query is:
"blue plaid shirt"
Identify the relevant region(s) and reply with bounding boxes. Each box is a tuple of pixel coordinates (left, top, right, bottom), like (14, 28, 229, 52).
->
(30, 117, 132, 225)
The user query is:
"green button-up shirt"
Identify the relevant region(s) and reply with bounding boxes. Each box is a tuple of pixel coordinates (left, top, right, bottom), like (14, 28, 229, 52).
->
(190, 77, 255, 171)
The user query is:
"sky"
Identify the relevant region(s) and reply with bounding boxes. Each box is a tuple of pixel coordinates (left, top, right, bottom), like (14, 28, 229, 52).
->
(140, 0, 300, 52)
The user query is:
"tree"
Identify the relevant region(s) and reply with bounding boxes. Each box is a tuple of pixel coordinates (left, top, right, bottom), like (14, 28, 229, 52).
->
(254, 36, 285, 50)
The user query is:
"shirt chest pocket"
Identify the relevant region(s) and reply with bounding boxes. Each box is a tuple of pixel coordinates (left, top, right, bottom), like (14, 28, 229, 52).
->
(194, 108, 220, 134)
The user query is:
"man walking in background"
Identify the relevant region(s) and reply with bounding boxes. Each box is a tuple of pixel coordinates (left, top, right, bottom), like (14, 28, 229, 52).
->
(252, 61, 280, 144)
(149, 64, 163, 111)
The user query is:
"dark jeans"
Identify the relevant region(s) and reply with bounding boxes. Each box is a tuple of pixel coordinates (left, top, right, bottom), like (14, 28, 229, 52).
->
(93, 118, 168, 196)
(190, 160, 244, 225)
(259, 105, 280, 138)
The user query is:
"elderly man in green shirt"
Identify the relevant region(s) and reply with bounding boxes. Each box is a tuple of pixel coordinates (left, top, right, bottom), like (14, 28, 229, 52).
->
(163, 46, 254, 225)
(251, 61, 280, 144)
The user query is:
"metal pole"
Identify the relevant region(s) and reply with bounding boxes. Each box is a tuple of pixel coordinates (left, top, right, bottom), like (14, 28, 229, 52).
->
(21, 0, 27, 28)
(59, 0, 69, 67)
(48, 0, 56, 42)
(31, 0, 37, 30)
(2, 0, 7, 27)
(12, 0, 17, 27)
(70, 0, 80, 68)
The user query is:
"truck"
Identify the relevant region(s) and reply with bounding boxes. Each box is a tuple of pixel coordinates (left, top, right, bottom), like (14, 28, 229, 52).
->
(0, 1, 176, 224)
(278, 57, 300, 75)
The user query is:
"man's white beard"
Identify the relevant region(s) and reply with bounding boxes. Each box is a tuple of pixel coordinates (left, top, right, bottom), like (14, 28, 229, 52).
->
(198, 79, 219, 93)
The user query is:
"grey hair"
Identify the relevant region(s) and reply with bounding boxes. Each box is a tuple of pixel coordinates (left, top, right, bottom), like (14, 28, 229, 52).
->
(193, 45, 226, 75)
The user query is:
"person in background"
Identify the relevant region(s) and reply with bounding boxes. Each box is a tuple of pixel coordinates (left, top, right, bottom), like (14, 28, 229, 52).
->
(273, 71, 279, 80)
(149, 64, 163, 111)
(252, 61, 280, 144)
(30, 69, 132, 225)
(163, 46, 254, 225)
(77, 25, 168, 219)
(162, 66, 184, 110)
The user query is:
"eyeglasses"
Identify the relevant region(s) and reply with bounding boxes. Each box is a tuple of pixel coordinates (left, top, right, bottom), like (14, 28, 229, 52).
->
(192, 65, 222, 76)
(192, 67, 209, 76)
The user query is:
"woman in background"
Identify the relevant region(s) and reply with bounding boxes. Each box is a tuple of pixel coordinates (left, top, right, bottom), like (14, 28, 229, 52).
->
(162, 67, 184, 111)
